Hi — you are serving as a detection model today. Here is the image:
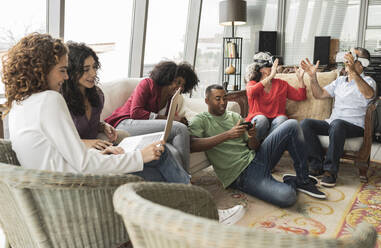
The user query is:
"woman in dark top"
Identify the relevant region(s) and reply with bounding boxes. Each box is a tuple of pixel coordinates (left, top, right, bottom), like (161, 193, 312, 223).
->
(61, 42, 126, 150)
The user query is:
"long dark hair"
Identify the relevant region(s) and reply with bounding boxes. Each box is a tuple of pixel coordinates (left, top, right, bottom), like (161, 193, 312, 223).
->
(61, 41, 101, 116)
(149, 61, 199, 94)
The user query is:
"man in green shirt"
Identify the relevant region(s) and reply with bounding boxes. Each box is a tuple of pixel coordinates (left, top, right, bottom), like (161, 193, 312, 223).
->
(189, 84, 325, 208)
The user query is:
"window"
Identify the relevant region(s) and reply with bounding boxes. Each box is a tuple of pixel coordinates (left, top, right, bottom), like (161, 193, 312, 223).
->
(237, 0, 278, 88)
(284, 0, 360, 65)
(143, 0, 189, 76)
(65, 0, 133, 83)
(194, 0, 224, 98)
(194, 0, 278, 97)
(367, 2, 381, 26)
(0, 0, 46, 97)
(364, 0, 381, 54)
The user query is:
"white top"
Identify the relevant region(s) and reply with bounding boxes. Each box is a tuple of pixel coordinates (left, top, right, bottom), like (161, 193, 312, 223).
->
(324, 73, 376, 128)
(9, 91, 144, 174)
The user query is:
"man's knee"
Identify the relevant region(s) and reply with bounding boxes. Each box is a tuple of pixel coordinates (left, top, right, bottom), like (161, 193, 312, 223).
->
(276, 188, 297, 208)
(329, 119, 345, 129)
(283, 119, 299, 131)
(329, 119, 346, 134)
(253, 115, 270, 128)
(300, 118, 314, 130)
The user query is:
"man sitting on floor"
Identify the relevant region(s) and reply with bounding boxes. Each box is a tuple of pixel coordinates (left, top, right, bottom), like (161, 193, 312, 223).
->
(300, 47, 376, 187)
(188, 84, 326, 208)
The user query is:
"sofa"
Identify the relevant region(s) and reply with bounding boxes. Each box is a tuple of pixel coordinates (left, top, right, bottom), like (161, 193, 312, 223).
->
(226, 70, 376, 182)
(99, 78, 241, 174)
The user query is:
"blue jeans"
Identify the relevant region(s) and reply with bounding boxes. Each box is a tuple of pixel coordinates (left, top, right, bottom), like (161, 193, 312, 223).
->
(251, 115, 288, 141)
(117, 119, 190, 171)
(230, 119, 310, 208)
(132, 146, 190, 184)
(300, 118, 364, 176)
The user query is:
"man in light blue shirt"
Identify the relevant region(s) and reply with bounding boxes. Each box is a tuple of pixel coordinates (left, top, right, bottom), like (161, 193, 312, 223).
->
(300, 47, 376, 187)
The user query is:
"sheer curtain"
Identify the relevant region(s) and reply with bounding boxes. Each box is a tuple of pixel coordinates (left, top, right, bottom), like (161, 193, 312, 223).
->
(284, 0, 360, 65)
(365, 0, 381, 54)
(236, 0, 278, 81)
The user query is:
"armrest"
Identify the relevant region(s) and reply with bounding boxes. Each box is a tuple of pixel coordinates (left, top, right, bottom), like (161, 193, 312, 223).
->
(357, 99, 377, 161)
(0, 164, 141, 247)
(114, 182, 219, 220)
(0, 164, 143, 189)
(226, 90, 248, 117)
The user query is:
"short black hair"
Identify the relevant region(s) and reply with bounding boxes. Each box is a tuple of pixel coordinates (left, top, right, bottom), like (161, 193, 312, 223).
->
(355, 47, 371, 60)
(205, 84, 225, 98)
(149, 61, 199, 94)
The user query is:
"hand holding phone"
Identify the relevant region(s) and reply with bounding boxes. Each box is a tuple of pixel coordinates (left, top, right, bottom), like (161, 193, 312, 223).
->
(239, 121, 253, 130)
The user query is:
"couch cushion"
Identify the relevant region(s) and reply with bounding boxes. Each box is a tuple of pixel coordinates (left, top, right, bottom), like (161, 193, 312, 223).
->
(318, 135, 363, 152)
(275, 71, 337, 121)
(99, 78, 141, 121)
(183, 97, 241, 121)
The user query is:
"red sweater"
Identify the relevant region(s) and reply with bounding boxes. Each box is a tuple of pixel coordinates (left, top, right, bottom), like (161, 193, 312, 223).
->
(245, 78, 306, 122)
(105, 78, 168, 127)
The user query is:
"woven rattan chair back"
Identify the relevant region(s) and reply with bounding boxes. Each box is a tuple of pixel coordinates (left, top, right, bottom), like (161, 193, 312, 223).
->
(114, 182, 377, 248)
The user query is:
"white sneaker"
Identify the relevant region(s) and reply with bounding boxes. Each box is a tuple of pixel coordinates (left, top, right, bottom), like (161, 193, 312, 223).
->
(218, 205, 245, 225)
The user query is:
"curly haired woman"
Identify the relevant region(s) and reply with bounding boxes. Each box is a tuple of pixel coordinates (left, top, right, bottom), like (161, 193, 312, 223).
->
(105, 61, 199, 171)
(245, 52, 306, 141)
(2, 33, 189, 183)
(61, 41, 129, 150)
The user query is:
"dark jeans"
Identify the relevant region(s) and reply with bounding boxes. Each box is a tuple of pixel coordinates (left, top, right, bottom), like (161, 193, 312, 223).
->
(132, 146, 190, 184)
(300, 118, 364, 176)
(230, 119, 310, 208)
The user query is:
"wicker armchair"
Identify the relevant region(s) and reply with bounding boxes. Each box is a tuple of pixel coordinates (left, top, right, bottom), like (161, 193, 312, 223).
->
(113, 182, 377, 248)
(226, 90, 377, 182)
(0, 139, 142, 248)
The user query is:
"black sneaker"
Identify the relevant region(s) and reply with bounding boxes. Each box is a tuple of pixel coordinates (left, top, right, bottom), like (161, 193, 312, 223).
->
(309, 168, 323, 177)
(296, 182, 326, 199)
(282, 174, 319, 185)
(283, 175, 297, 189)
(321, 172, 336, 187)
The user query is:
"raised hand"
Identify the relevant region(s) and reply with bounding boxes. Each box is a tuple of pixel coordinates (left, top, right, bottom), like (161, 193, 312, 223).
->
(344, 52, 356, 73)
(226, 120, 246, 139)
(269, 58, 279, 79)
(300, 58, 319, 78)
(140, 140, 165, 163)
(294, 66, 305, 81)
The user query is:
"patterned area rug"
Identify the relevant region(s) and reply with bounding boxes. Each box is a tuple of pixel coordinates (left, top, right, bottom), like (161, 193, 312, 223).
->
(192, 156, 381, 246)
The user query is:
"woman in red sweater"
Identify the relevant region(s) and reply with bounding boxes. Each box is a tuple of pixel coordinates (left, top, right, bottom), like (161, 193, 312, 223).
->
(245, 52, 306, 141)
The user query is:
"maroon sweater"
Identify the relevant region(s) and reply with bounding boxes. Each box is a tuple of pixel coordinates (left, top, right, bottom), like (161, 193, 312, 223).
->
(105, 78, 169, 127)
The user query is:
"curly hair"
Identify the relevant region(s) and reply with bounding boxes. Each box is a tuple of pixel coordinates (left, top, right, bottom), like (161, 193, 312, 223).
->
(149, 61, 199, 94)
(60, 41, 101, 116)
(245, 63, 261, 83)
(1, 33, 68, 116)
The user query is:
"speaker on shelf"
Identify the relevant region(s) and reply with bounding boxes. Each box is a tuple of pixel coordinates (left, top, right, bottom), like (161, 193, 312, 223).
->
(313, 36, 330, 65)
(258, 31, 277, 56)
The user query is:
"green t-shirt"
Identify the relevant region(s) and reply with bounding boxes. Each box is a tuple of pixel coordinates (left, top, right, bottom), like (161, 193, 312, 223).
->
(188, 111, 255, 188)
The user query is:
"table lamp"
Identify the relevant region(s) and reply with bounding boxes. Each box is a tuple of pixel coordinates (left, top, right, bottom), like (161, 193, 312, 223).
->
(219, 0, 247, 37)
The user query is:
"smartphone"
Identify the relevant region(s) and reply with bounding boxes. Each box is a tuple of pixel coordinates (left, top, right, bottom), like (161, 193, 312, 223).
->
(239, 121, 253, 130)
